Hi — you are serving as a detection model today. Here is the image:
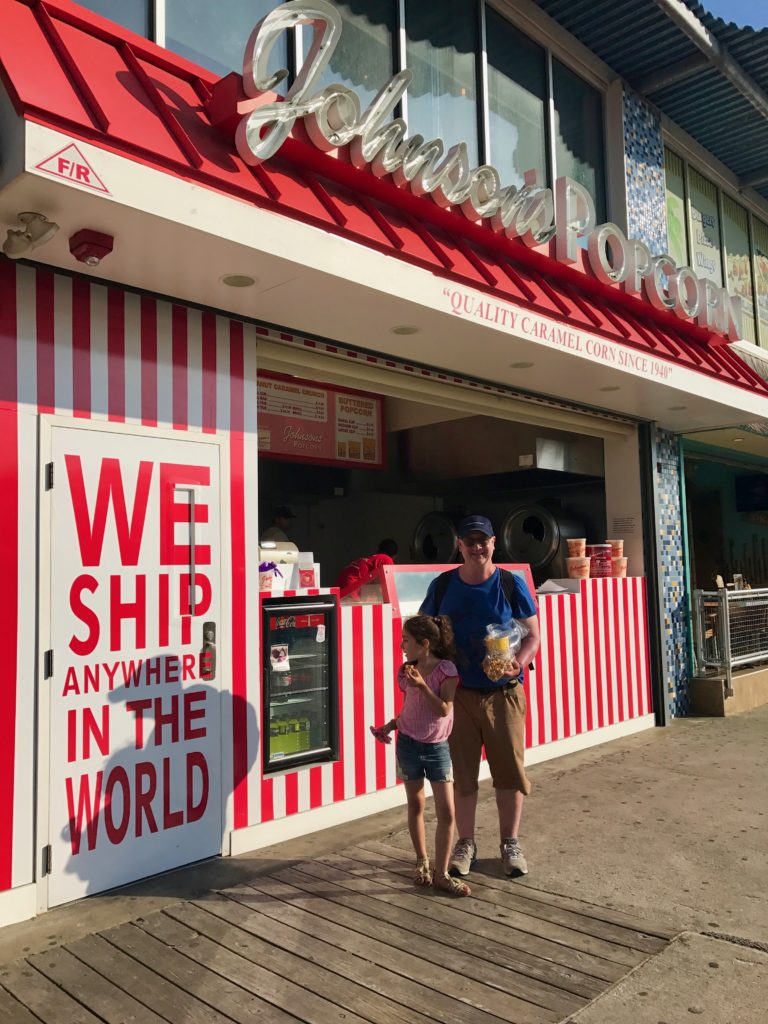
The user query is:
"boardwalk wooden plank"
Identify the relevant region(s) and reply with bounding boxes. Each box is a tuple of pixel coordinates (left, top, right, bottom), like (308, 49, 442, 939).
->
(196, 888, 580, 1020)
(0, 961, 105, 1024)
(237, 876, 606, 1003)
(67, 933, 234, 1024)
(167, 899, 451, 1024)
(242, 873, 603, 1000)
(139, 910, 379, 1024)
(321, 852, 644, 967)
(27, 945, 168, 1024)
(227, 879, 559, 1024)
(189, 893, 444, 1024)
(351, 842, 668, 953)
(0, 983, 48, 1024)
(109, 919, 301, 1024)
(278, 860, 627, 982)
(357, 840, 677, 940)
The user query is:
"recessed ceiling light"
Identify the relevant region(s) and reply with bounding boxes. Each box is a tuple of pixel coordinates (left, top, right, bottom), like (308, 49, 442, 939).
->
(220, 273, 257, 288)
(509, 361, 534, 369)
(668, 405, 687, 411)
(390, 325, 420, 335)
(732, 437, 745, 443)
(598, 385, 621, 392)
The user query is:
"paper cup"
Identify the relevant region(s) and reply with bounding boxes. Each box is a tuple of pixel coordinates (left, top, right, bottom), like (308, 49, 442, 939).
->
(259, 571, 273, 592)
(586, 544, 612, 578)
(485, 635, 510, 652)
(566, 538, 586, 558)
(566, 556, 591, 579)
(606, 539, 624, 557)
(611, 556, 628, 578)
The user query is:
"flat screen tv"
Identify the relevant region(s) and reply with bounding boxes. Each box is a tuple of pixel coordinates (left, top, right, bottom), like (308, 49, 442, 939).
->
(734, 473, 768, 512)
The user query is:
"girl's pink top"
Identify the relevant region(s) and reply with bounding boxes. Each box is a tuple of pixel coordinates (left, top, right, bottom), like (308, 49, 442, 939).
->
(397, 659, 458, 744)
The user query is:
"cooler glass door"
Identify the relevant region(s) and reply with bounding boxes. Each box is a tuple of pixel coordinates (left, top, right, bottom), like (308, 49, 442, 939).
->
(262, 597, 338, 772)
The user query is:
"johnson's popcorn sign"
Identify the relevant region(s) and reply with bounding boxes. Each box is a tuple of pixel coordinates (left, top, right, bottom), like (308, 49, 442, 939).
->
(48, 426, 222, 906)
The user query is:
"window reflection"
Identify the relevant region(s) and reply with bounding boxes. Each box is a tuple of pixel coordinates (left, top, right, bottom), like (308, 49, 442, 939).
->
(405, 1, 479, 166)
(76, 0, 149, 37)
(688, 169, 723, 287)
(722, 196, 755, 343)
(552, 59, 606, 222)
(486, 9, 547, 189)
(753, 219, 768, 347)
(304, 1, 396, 113)
(664, 148, 688, 268)
(167, 0, 287, 85)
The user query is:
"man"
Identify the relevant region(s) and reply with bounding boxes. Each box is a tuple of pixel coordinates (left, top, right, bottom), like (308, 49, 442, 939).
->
(419, 514, 540, 878)
(260, 505, 296, 544)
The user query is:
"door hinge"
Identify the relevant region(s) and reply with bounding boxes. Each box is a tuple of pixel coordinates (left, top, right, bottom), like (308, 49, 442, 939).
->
(45, 462, 54, 490)
(44, 650, 54, 679)
(41, 844, 52, 876)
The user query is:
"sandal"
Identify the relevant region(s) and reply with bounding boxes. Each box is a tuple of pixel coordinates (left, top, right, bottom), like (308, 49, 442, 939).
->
(433, 872, 471, 897)
(413, 858, 433, 886)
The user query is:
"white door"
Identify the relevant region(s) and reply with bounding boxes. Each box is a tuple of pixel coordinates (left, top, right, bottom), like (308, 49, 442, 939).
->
(45, 423, 223, 907)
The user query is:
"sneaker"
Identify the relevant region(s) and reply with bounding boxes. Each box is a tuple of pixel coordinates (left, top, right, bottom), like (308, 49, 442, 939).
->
(449, 837, 477, 877)
(501, 837, 528, 877)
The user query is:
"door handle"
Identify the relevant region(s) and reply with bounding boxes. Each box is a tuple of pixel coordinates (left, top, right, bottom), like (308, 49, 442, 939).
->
(201, 621, 216, 680)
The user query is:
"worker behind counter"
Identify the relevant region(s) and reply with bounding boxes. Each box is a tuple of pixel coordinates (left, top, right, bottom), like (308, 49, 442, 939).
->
(261, 505, 296, 544)
(335, 539, 398, 592)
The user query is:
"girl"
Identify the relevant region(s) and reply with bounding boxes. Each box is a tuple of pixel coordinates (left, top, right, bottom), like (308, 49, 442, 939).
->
(370, 614, 470, 897)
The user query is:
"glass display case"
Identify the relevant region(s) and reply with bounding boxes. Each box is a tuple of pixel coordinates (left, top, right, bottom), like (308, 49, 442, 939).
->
(341, 563, 536, 617)
(261, 595, 338, 772)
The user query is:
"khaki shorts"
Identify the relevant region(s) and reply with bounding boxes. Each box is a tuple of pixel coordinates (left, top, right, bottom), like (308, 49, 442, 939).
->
(448, 684, 531, 796)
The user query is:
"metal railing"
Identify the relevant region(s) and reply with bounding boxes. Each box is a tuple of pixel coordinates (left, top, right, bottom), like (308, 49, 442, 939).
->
(692, 587, 768, 696)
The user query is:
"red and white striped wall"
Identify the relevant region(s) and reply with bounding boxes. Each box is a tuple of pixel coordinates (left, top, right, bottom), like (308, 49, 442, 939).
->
(0, 260, 263, 897)
(529, 579, 652, 750)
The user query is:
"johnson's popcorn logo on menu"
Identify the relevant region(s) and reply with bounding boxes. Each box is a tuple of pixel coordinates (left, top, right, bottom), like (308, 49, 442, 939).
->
(257, 371, 383, 467)
(232, 0, 742, 341)
(61, 456, 213, 854)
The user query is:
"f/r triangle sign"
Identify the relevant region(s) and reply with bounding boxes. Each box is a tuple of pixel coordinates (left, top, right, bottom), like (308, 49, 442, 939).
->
(35, 143, 110, 195)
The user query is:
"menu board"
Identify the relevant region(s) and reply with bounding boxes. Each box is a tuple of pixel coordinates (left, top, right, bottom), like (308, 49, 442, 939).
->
(257, 372, 384, 468)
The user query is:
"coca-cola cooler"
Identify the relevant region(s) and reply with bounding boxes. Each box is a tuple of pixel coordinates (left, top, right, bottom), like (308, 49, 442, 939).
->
(261, 595, 339, 772)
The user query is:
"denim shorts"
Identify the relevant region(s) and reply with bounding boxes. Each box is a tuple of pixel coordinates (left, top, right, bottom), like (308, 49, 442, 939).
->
(396, 732, 453, 783)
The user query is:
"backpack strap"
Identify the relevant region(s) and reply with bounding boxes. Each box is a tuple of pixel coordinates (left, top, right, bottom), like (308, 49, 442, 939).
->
(499, 568, 518, 609)
(432, 568, 459, 613)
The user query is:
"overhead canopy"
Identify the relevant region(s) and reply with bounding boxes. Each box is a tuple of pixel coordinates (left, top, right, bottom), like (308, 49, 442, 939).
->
(535, 0, 768, 203)
(0, 0, 767, 432)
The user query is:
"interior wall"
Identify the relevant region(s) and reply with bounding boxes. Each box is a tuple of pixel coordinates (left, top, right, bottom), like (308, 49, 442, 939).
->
(685, 456, 768, 588)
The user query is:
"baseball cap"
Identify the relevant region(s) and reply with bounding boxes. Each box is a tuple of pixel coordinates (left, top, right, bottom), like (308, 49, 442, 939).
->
(457, 514, 495, 538)
(275, 505, 296, 519)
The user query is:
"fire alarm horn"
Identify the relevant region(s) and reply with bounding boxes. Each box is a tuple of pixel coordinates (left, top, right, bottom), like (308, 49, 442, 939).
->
(69, 229, 114, 266)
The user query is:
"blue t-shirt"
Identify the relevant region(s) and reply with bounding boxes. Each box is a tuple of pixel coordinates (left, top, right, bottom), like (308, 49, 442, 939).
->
(420, 568, 537, 689)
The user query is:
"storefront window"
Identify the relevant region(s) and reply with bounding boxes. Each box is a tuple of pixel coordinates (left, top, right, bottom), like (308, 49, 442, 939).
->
(664, 148, 688, 268)
(688, 168, 723, 287)
(76, 0, 149, 37)
(167, 0, 286, 82)
(754, 219, 768, 348)
(405, 1, 480, 166)
(552, 59, 606, 222)
(722, 196, 756, 343)
(486, 9, 547, 189)
(303, 1, 396, 113)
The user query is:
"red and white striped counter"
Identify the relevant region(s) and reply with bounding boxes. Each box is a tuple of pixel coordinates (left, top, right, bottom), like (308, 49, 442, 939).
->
(234, 578, 653, 852)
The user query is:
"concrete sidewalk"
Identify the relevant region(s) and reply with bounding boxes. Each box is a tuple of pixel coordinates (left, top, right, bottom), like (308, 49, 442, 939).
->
(1, 706, 766, 1023)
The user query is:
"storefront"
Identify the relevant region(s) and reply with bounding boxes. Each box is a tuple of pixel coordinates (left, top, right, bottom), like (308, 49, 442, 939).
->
(2, 0, 768, 926)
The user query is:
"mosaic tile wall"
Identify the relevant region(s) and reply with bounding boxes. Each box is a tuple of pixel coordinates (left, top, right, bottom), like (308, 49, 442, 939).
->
(655, 428, 690, 716)
(623, 88, 668, 256)
(623, 90, 690, 715)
